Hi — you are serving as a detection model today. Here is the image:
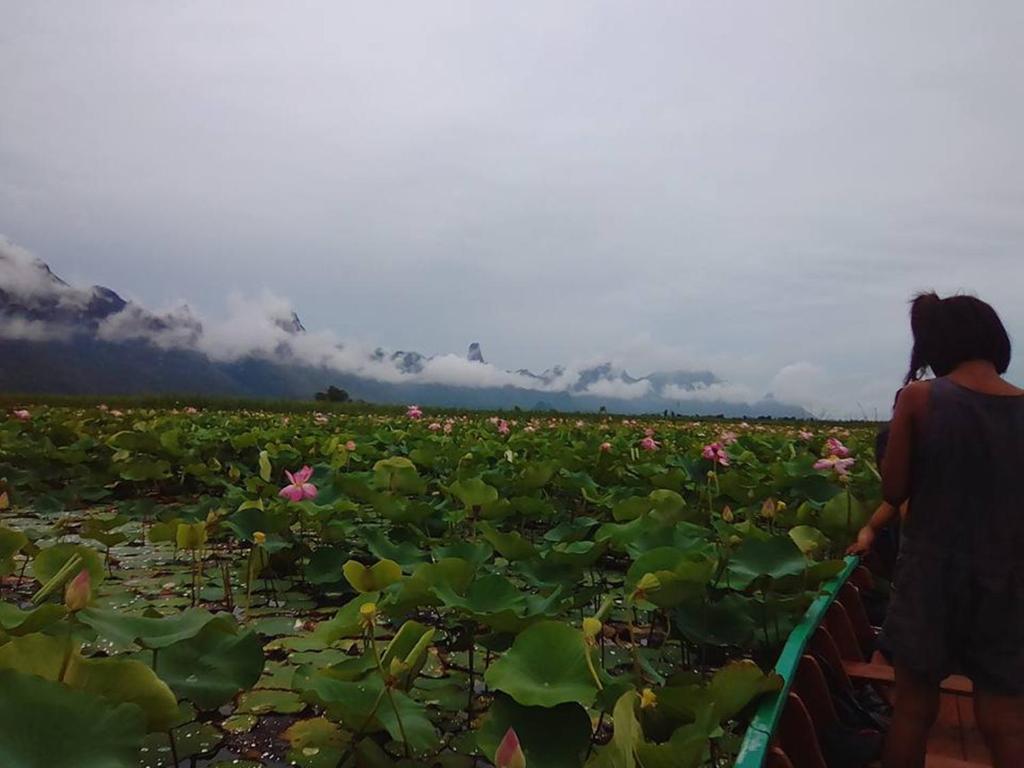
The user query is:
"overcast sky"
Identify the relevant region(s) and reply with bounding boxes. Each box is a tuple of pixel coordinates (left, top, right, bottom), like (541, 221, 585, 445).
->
(2, 1, 1023, 417)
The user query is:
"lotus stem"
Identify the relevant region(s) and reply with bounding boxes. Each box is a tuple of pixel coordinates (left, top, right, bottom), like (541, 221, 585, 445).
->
(167, 729, 179, 766)
(31, 554, 83, 605)
(368, 626, 411, 757)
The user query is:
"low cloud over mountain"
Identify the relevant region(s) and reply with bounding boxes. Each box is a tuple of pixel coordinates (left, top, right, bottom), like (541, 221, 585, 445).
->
(0, 238, 808, 416)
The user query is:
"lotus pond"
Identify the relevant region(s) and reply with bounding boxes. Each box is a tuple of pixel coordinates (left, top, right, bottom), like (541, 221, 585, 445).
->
(0, 406, 879, 767)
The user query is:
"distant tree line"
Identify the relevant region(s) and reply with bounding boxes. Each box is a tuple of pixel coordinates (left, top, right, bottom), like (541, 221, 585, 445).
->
(314, 385, 350, 403)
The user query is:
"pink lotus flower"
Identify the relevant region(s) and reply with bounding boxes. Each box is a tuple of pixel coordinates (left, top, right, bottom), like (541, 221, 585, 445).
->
(98, 404, 109, 411)
(184, 406, 199, 415)
(443, 422, 453, 434)
(798, 430, 814, 441)
(64, 569, 91, 612)
(824, 437, 850, 458)
(279, 466, 318, 501)
(495, 727, 526, 768)
(428, 422, 442, 431)
(702, 442, 730, 466)
(345, 440, 357, 452)
(110, 409, 124, 417)
(814, 455, 856, 476)
(644, 427, 656, 437)
(719, 431, 738, 445)
(639, 436, 660, 451)
(406, 405, 423, 420)
(497, 419, 510, 435)
(599, 442, 612, 453)
(11, 409, 30, 421)
(314, 414, 328, 425)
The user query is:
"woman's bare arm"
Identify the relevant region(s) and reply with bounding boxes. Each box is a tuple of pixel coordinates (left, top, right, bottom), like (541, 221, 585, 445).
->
(881, 380, 929, 506)
(847, 501, 899, 554)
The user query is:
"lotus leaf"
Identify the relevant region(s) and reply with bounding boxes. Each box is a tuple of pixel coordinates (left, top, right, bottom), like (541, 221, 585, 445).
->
(78, 605, 217, 648)
(0, 633, 178, 731)
(152, 615, 265, 709)
(343, 558, 403, 592)
(485, 620, 599, 708)
(0, 668, 146, 768)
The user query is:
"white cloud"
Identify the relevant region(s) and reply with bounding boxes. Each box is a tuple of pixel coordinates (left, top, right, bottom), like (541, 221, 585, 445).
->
(582, 378, 652, 400)
(0, 316, 73, 342)
(661, 382, 757, 403)
(770, 362, 829, 410)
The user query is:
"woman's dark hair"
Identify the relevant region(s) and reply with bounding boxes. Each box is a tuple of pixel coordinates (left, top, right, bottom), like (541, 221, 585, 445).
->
(905, 292, 1012, 384)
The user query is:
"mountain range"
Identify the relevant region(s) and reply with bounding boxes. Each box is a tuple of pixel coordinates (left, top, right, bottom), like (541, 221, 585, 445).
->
(0, 239, 808, 417)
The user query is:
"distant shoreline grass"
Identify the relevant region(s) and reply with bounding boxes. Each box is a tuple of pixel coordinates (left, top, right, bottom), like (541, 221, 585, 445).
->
(0, 391, 883, 427)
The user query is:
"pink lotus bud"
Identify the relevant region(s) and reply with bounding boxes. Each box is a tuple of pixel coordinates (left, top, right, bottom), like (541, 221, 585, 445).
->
(639, 436, 660, 451)
(599, 442, 612, 453)
(495, 727, 526, 768)
(64, 569, 91, 612)
(406, 405, 423, 419)
(345, 440, 357, 451)
(12, 409, 30, 421)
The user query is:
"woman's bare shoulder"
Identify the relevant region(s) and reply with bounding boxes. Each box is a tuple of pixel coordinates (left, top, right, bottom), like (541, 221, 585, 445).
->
(896, 380, 932, 406)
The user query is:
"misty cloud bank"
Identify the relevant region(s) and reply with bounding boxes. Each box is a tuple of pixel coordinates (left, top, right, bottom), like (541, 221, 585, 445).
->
(2, 237, 801, 408)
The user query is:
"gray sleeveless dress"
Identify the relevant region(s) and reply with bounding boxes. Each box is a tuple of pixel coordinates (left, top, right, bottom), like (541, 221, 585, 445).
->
(881, 376, 1024, 693)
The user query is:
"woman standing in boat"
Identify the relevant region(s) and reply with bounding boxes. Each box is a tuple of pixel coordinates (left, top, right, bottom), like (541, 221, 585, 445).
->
(880, 292, 1024, 768)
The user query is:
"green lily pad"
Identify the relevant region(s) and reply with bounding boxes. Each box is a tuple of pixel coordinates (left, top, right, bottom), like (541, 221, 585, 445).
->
(484, 620, 599, 708)
(295, 670, 440, 755)
(222, 713, 259, 733)
(725, 535, 807, 589)
(237, 688, 306, 715)
(0, 601, 64, 636)
(708, 659, 782, 722)
(0, 633, 179, 732)
(78, 606, 217, 649)
(283, 717, 349, 768)
(343, 559, 403, 593)
(153, 616, 265, 710)
(449, 477, 499, 509)
(0, 668, 146, 768)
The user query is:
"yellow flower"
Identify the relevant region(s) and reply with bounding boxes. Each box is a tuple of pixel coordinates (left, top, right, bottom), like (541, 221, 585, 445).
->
(640, 688, 658, 709)
(253, 531, 266, 545)
(359, 602, 378, 627)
